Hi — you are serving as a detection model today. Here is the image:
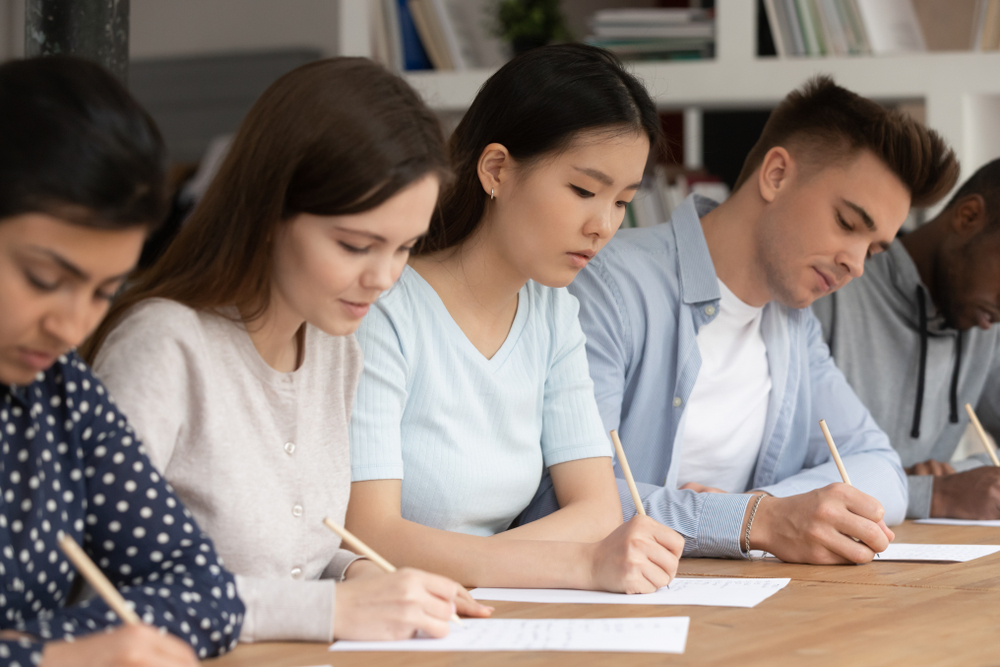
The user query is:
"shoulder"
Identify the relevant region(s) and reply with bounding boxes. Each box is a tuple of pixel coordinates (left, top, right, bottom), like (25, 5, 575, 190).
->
(591, 224, 677, 277)
(110, 298, 209, 346)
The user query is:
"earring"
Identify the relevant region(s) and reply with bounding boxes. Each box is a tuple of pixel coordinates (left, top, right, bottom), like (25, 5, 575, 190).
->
(490, 188, 494, 200)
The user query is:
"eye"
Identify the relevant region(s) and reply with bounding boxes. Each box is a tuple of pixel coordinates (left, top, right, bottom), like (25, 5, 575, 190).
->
(338, 242, 370, 255)
(616, 200, 631, 209)
(25, 271, 58, 292)
(571, 185, 595, 198)
(836, 212, 853, 232)
(398, 245, 415, 254)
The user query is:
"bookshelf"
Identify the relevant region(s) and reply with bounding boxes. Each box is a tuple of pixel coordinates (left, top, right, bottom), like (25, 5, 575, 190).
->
(337, 0, 1000, 191)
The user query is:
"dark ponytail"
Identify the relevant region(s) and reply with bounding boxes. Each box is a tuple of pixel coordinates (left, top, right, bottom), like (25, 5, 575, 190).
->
(415, 43, 663, 256)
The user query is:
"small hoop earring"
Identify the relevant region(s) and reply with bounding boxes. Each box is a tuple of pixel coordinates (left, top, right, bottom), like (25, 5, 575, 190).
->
(490, 188, 495, 200)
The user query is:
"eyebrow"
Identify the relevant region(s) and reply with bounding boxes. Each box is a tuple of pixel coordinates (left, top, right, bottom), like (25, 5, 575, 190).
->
(25, 246, 132, 284)
(573, 166, 643, 191)
(334, 226, 424, 245)
(842, 199, 876, 231)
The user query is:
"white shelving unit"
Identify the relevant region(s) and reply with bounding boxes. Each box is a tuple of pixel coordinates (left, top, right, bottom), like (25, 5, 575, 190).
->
(338, 0, 1000, 185)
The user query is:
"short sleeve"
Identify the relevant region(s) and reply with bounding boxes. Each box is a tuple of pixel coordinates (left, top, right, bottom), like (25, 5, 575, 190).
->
(539, 289, 613, 467)
(350, 301, 408, 481)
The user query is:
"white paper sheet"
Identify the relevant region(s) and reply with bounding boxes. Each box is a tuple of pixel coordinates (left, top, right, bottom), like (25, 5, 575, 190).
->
(469, 577, 790, 608)
(878, 543, 1000, 562)
(329, 617, 689, 653)
(915, 518, 1000, 527)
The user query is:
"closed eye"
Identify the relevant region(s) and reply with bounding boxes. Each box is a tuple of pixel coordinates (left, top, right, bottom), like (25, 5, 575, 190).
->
(339, 242, 370, 255)
(836, 212, 853, 232)
(571, 185, 595, 198)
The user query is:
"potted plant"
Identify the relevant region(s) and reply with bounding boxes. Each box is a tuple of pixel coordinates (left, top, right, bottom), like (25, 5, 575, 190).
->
(495, 0, 571, 54)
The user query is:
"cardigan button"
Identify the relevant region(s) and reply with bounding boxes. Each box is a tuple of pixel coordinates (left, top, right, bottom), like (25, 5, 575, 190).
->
(284, 442, 296, 456)
(672, 396, 682, 408)
(290, 567, 303, 579)
(292, 504, 304, 518)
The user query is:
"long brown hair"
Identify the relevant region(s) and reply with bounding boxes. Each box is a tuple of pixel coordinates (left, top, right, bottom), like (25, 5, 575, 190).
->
(83, 57, 448, 362)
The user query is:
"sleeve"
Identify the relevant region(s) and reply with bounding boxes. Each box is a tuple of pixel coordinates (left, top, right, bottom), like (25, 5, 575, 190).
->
(17, 364, 244, 659)
(539, 290, 613, 467)
(566, 260, 755, 559)
(91, 302, 197, 473)
(757, 311, 908, 525)
(0, 636, 42, 666)
(350, 302, 409, 481)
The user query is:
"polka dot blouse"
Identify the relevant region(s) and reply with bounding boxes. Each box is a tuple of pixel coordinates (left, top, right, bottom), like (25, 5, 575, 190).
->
(0, 352, 244, 666)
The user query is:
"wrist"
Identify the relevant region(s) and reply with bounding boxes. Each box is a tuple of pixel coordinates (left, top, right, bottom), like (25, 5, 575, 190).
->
(743, 494, 772, 555)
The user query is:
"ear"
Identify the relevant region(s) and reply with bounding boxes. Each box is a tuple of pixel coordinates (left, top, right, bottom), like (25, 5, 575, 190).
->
(757, 146, 793, 204)
(949, 193, 987, 238)
(477, 143, 512, 199)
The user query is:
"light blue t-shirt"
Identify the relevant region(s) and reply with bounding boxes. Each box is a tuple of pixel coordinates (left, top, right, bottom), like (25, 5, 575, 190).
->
(350, 265, 611, 536)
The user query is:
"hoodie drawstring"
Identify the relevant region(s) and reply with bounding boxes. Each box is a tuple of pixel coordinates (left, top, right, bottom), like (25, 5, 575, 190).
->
(910, 285, 963, 438)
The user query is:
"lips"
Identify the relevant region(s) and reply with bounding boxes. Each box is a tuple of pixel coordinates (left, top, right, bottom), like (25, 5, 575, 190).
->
(17, 347, 58, 371)
(340, 300, 372, 318)
(567, 250, 596, 269)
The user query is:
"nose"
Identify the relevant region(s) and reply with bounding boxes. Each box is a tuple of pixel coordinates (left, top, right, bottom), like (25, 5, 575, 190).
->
(584, 204, 619, 241)
(42, 296, 104, 350)
(838, 247, 866, 282)
(360, 256, 396, 292)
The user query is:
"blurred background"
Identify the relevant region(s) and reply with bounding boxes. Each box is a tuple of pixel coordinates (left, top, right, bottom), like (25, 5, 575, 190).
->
(1, 0, 998, 239)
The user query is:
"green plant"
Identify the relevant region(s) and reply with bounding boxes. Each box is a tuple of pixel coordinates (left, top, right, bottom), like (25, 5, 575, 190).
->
(494, 0, 570, 53)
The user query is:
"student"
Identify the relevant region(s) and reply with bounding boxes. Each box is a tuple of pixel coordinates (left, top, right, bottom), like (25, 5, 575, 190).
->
(521, 76, 959, 564)
(84, 58, 488, 643)
(813, 158, 1000, 520)
(0, 56, 242, 666)
(347, 44, 684, 592)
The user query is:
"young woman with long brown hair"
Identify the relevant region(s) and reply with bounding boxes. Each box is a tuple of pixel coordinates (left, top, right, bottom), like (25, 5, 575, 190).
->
(84, 57, 490, 643)
(346, 44, 685, 591)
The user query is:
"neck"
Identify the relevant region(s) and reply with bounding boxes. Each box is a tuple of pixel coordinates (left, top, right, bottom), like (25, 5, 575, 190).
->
(699, 188, 771, 307)
(241, 292, 305, 372)
(411, 218, 525, 314)
(899, 215, 942, 299)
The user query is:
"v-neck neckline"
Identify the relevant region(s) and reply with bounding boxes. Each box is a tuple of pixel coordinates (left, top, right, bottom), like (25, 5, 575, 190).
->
(405, 265, 530, 372)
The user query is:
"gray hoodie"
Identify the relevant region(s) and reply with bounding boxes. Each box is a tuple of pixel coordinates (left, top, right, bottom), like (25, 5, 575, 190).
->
(811, 241, 1000, 518)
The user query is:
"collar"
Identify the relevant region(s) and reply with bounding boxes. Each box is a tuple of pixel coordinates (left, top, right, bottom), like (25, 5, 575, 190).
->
(671, 194, 722, 305)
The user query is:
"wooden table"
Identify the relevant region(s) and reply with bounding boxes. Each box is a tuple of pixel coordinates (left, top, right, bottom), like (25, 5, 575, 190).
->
(206, 522, 1000, 666)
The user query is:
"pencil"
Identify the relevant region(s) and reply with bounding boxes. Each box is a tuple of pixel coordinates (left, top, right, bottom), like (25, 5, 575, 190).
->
(819, 419, 879, 557)
(964, 403, 1000, 467)
(819, 419, 852, 486)
(58, 534, 141, 625)
(322, 517, 464, 626)
(610, 429, 646, 517)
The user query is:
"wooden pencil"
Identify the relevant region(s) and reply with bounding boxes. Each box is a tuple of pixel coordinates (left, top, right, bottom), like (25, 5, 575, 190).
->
(322, 517, 464, 626)
(610, 429, 646, 517)
(964, 403, 1000, 467)
(819, 419, 852, 486)
(58, 534, 141, 625)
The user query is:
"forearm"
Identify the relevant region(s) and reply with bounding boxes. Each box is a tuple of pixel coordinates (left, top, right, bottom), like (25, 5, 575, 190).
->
(352, 515, 595, 589)
(499, 497, 621, 542)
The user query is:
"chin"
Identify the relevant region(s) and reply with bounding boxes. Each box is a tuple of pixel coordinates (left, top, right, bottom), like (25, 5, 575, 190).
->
(533, 268, 581, 289)
(0, 362, 40, 387)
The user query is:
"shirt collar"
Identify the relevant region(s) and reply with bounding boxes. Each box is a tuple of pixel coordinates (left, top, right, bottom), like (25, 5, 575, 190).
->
(671, 194, 722, 305)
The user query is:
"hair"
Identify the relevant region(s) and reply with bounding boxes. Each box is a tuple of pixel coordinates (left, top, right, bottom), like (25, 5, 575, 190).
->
(733, 76, 959, 208)
(83, 57, 448, 363)
(942, 157, 1000, 228)
(0, 56, 168, 230)
(414, 43, 663, 255)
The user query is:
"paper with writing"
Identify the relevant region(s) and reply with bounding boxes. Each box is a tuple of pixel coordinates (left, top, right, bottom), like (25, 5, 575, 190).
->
(879, 543, 1000, 562)
(470, 577, 790, 608)
(329, 617, 690, 653)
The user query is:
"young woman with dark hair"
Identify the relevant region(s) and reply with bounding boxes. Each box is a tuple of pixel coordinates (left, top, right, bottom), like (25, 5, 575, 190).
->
(85, 57, 489, 643)
(0, 56, 243, 667)
(346, 44, 685, 591)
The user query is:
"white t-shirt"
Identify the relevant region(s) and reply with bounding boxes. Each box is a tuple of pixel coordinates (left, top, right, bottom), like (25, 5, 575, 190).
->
(677, 279, 772, 493)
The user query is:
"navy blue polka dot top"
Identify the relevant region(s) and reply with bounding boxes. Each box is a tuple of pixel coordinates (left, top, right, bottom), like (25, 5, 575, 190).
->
(0, 352, 244, 665)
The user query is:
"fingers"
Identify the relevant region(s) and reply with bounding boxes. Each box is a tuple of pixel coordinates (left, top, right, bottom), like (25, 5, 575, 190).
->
(454, 587, 493, 618)
(836, 484, 885, 523)
(877, 519, 895, 543)
(935, 461, 956, 476)
(907, 460, 955, 476)
(394, 569, 458, 622)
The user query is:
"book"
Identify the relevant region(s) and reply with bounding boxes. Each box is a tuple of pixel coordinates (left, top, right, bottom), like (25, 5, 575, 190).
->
(437, 0, 508, 68)
(396, 0, 433, 70)
(854, 0, 927, 54)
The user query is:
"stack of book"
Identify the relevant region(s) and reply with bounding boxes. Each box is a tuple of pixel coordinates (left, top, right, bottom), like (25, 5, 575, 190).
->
(625, 166, 730, 229)
(371, 0, 507, 71)
(762, 0, 930, 56)
(584, 8, 715, 62)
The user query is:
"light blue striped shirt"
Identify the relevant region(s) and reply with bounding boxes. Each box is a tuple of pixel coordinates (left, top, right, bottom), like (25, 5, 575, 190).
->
(520, 195, 908, 558)
(350, 265, 612, 537)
